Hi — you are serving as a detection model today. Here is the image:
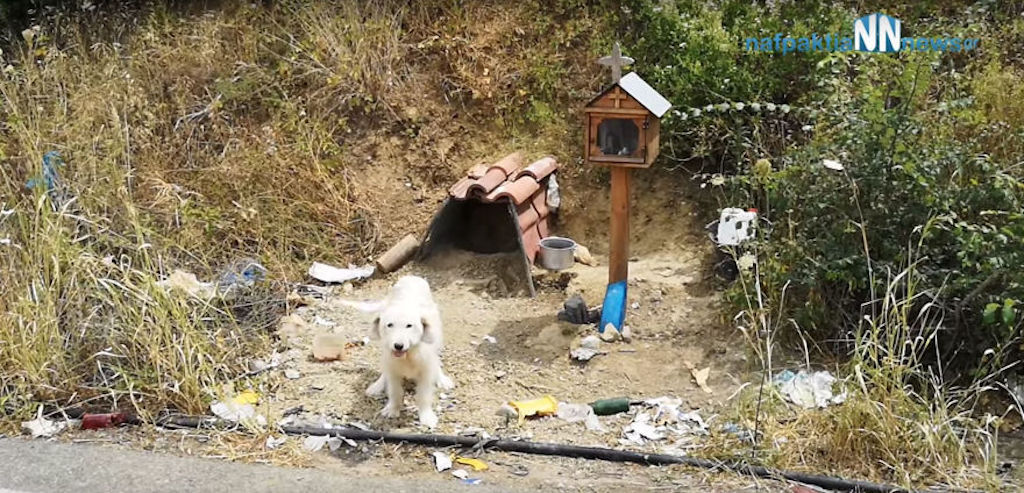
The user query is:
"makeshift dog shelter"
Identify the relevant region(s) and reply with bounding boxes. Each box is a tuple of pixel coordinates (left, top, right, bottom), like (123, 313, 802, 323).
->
(418, 152, 560, 297)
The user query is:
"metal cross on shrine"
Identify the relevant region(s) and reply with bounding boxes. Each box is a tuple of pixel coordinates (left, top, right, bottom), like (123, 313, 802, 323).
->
(597, 42, 634, 83)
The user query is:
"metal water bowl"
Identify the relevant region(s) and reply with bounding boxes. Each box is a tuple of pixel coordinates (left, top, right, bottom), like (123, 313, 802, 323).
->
(538, 237, 577, 271)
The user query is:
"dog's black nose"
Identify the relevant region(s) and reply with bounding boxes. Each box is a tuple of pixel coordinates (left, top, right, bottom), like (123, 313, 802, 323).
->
(393, 342, 404, 350)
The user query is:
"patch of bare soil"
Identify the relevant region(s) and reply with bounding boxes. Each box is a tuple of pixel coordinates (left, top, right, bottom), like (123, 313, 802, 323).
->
(258, 250, 758, 488)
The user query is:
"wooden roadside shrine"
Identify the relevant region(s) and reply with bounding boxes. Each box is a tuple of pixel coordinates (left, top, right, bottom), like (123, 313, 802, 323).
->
(584, 43, 671, 332)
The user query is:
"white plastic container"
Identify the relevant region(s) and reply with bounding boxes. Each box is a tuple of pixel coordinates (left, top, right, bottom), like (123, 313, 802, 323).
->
(715, 208, 757, 246)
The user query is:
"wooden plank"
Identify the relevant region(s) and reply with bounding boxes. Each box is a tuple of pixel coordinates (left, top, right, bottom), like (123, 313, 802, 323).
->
(584, 107, 650, 115)
(609, 167, 631, 284)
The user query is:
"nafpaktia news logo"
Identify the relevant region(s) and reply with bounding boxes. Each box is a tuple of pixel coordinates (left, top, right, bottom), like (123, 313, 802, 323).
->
(744, 13, 980, 54)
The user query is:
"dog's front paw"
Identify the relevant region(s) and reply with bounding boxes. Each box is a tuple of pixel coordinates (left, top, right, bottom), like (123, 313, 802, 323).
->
(437, 373, 454, 391)
(365, 376, 386, 397)
(379, 404, 402, 419)
(418, 410, 439, 429)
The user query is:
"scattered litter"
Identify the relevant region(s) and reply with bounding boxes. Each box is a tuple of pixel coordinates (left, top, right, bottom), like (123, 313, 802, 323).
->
(573, 244, 597, 266)
(546, 173, 561, 211)
(686, 362, 713, 394)
(308, 262, 374, 284)
(347, 421, 371, 430)
(556, 402, 605, 432)
(247, 352, 282, 375)
(157, 270, 217, 299)
(482, 335, 497, 344)
(460, 478, 483, 485)
(216, 258, 266, 296)
(505, 395, 558, 424)
(21, 406, 69, 438)
(496, 404, 518, 420)
(303, 435, 330, 452)
(821, 159, 844, 171)
(589, 397, 635, 416)
(312, 334, 347, 361)
(455, 457, 489, 471)
(630, 302, 640, 310)
(599, 324, 621, 342)
(284, 369, 301, 380)
(313, 316, 336, 327)
(622, 397, 708, 448)
(451, 469, 470, 480)
(557, 293, 600, 325)
(81, 413, 127, 430)
(25, 151, 67, 207)
(774, 370, 845, 408)
(210, 390, 265, 425)
(570, 347, 600, 362)
(722, 422, 755, 443)
(433, 451, 453, 472)
(570, 335, 602, 362)
(715, 208, 757, 246)
(265, 436, 287, 449)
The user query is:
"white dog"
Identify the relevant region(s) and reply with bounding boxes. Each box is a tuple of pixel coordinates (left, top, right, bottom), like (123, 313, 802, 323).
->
(364, 275, 453, 428)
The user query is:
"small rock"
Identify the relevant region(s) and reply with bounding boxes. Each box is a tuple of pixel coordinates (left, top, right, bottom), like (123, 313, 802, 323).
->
(482, 335, 496, 344)
(630, 302, 640, 310)
(599, 324, 620, 342)
(621, 326, 633, 342)
(284, 369, 301, 380)
(494, 370, 507, 380)
(342, 282, 354, 294)
(452, 469, 470, 480)
(580, 335, 601, 350)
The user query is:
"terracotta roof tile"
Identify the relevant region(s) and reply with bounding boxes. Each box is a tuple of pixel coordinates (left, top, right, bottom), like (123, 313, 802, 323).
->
(489, 152, 525, 176)
(466, 167, 510, 197)
(449, 176, 475, 199)
(443, 152, 560, 270)
(515, 156, 558, 181)
(484, 175, 541, 204)
(467, 162, 490, 179)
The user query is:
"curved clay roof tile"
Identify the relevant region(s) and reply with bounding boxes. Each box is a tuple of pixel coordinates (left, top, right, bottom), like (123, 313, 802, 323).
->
(515, 156, 558, 181)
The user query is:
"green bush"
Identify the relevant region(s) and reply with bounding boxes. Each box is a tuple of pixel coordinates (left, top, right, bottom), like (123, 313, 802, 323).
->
(619, 1, 1024, 368)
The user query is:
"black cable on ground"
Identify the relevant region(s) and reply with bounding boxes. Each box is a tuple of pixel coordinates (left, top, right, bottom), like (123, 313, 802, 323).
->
(65, 410, 906, 492)
(276, 423, 905, 492)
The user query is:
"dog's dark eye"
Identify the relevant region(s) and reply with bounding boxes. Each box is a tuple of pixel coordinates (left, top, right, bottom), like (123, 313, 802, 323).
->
(386, 323, 394, 328)
(405, 323, 412, 328)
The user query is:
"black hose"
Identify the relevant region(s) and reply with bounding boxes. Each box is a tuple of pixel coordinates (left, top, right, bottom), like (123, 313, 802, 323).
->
(275, 423, 906, 493)
(63, 409, 906, 492)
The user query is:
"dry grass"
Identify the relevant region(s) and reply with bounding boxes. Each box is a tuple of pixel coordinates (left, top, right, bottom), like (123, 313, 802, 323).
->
(0, 0, 603, 428)
(717, 240, 1002, 489)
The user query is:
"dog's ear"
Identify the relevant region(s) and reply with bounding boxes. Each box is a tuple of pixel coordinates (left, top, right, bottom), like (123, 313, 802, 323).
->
(419, 316, 436, 344)
(369, 316, 381, 341)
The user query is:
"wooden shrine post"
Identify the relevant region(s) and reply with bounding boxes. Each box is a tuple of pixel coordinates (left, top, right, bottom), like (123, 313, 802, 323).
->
(583, 43, 671, 330)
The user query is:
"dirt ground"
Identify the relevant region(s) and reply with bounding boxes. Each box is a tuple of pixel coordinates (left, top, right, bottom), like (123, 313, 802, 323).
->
(239, 188, 772, 489)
